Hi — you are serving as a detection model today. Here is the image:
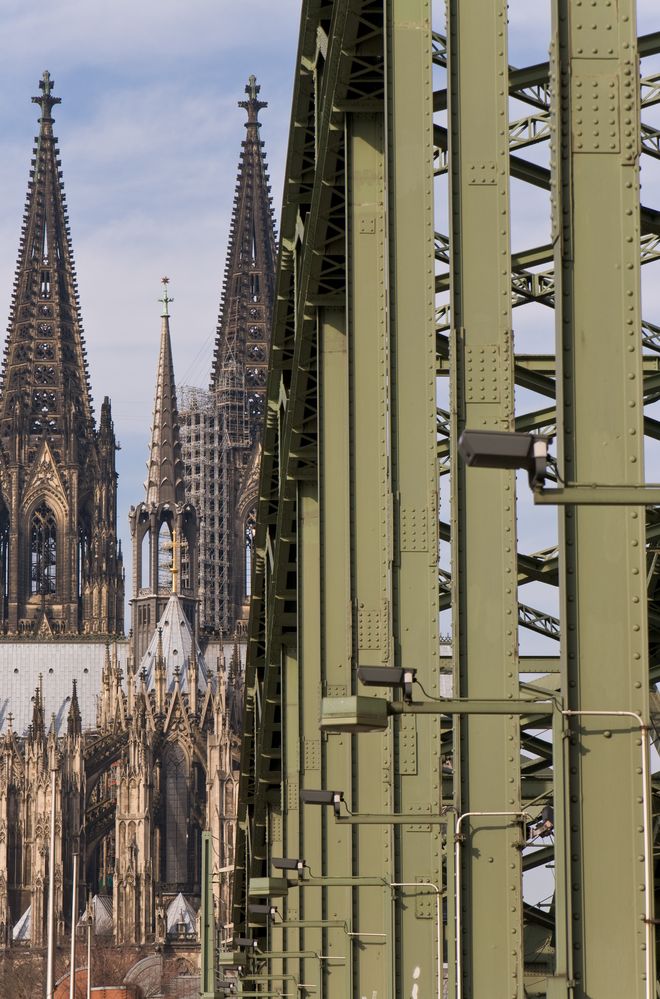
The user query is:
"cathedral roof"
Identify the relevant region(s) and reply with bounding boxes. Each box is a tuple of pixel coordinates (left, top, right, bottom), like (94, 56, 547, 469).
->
(166, 893, 197, 937)
(12, 904, 31, 942)
(0, 640, 129, 736)
(0, 71, 95, 460)
(144, 279, 186, 507)
(90, 895, 113, 936)
(140, 592, 208, 694)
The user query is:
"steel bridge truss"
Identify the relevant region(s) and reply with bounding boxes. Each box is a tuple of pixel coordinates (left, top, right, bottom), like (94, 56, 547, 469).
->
(231, 2, 660, 997)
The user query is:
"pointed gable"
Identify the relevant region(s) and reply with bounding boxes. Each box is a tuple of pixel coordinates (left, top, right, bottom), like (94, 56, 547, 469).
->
(21, 438, 68, 514)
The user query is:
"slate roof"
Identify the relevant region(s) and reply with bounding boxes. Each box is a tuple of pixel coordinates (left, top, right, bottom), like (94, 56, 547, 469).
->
(166, 892, 197, 936)
(0, 640, 129, 736)
(140, 593, 208, 694)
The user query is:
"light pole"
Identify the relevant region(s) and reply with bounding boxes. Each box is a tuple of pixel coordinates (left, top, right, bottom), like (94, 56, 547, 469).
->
(81, 898, 93, 999)
(68, 843, 79, 999)
(45, 762, 57, 999)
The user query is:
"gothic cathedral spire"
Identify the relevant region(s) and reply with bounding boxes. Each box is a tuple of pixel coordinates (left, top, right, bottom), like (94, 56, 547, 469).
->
(129, 280, 198, 664)
(0, 72, 124, 636)
(180, 75, 276, 637)
(210, 73, 276, 437)
(144, 279, 186, 508)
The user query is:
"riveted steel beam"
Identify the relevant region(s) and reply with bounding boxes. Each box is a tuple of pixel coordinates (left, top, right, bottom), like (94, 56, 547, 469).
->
(447, 1, 523, 995)
(552, 2, 655, 995)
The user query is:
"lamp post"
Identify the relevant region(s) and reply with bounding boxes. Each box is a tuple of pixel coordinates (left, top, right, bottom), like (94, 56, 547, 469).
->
(45, 763, 57, 999)
(81, 898, 93, 999)
(68, 842, 79, 999)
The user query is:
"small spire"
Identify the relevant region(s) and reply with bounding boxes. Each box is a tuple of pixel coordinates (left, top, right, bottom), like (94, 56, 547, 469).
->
(144, 279, 185, 507)
(32, 678, 45, 736)
(32, 71, 61, 123)
(239, 74, 267, 125)
(159, 276, 173, 318)
(68, 678, 82, 738)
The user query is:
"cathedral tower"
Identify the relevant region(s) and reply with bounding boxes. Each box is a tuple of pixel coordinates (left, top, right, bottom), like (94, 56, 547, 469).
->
(129, 281, 197, 663)
(0, 72, 123, 636)
(180, 75, 276, 636)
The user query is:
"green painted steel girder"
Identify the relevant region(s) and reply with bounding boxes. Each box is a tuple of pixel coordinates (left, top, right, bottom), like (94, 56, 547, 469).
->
(234, 3, 660, 998)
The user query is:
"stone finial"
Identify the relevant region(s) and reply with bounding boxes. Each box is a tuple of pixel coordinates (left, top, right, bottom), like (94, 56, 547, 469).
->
(31, 71, 61, 121)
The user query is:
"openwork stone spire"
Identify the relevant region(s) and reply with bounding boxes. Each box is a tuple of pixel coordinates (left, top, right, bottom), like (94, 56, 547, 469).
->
(0, 70, 94, 450)
(0, 73, 124, 637)
(145, 278, 185, 507)
(210, 74, 277, 442)
(178, 75, 277, 638)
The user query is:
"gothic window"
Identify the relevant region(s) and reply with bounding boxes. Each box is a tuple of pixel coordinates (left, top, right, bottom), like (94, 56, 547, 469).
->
(32, 390, 56, 413)
(163, 744, 188, 885)
(78, 524, 90, 601)
(246, 367, 266, 387)
(247, 391, 265, 427)
(248, 343, 265, 362)
(7, 792, 21, 888)
(0, 512, 9, 616)
(245, 507, 256, 598)
(35, 365, 56, 385)
(30, 502, 57, 594)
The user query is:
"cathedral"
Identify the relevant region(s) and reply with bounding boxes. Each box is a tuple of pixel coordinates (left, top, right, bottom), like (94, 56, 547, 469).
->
(0, 69, 273, 958)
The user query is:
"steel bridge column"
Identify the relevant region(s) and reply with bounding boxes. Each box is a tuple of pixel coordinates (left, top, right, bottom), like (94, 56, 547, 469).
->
(347, 107, 394, 997)
(298, 483, 324, 996)
(552, 2, 654, 995)
(386, 0, 442, 994)
(319, 306, 353, 997)
(447, 0, 523, 996)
